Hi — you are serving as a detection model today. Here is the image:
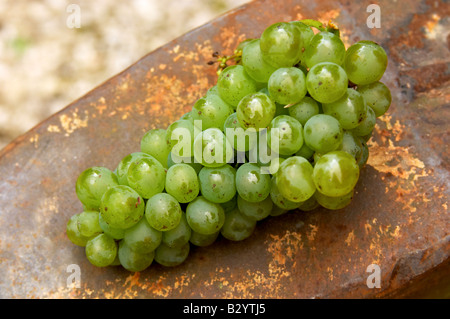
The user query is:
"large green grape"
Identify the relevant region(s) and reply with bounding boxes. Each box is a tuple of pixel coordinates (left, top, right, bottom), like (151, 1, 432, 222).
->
(165, 164, 200, 203)
(217, 65, 258, 107)
(123, 217, 162, 254)
(303, 31, 346, 68)
(343, 40, 387, 85)
(237, 194, 273, 221)
(186, 196, 225, 235)
(267, 115, 304, 156)
(315, 189, 354, 210)
(303, 114, 343, 153)
(313, 151, 360, 197)
(77, 210, 102, 238)
(236, 92, 276, 130)
(276, 156, 316, 202)
(118, 240, 154, 272)
(126, 155, 166, 199)
(161, 212, 191, 248)
(76, 166, 119, 210)
(191, 94, 234, 130)
(155, 242, 190, 267)
(242, 39, 278, 83)
(66, 213, 92, 247)
(235, 163, 271, 202)
(198, 164, 237, 204)
(140, 128, 171, 168)
(85, 234, 117, 267)
(322, 88, 368, 130)
(221, 207, 257, 241)
(357, 81, 391, 117)
(145, 193, 182, 232)
(306, 62, 348, 103)
(288, 96, 320, 126)
(223, 112, 258, 152)
(115, 152, 152, 186)
(259, 22, 303, 67)
(100, 185, 144, 230)
(268, 67, 307, 105)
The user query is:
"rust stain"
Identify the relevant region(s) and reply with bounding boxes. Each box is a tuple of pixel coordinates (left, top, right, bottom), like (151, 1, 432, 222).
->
(59, 110, 89, 136)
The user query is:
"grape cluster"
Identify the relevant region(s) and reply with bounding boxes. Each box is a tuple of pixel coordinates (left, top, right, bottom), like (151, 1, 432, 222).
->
(67, 20, 391, 272)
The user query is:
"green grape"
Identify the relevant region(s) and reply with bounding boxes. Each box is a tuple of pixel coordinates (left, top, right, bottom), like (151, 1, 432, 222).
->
(358, 138, 369, 169)
(297, 194, 319, 212)
(276, 156, 316, 202)
(145, 193, 182, 232)
(242, 39, 277, 83)
(288, 96, 320, 126)
(162, 212, 191, 248)
(315, 189, 354, 210)
(237, 194, 273, 221)
(268, 67, 307, 105)
(267, 115, 304, 156)
(85, 234, 117, 267)
(118, 240, 154, 272)
(313, 151, 360, 197)
(77, 210, 102, 238)
(306, 62, 348, 103)
(343, 40, 388, 85)
(140, 128, 171, 168)
(98, 213, 126, 240)
(186, 196, 225, 235)
(259, 22, 303, 67)
(165, 164, 200, 203)
(76, 166, 119, 210)
(357, 81, 391, 117)
(123, 217, 162, 254)
(295, 143, 314, 160)
(303, 31, 346, 68)
(235, 163, 271, 202)
(66, 213, 92, 247)
(223, 112, 258, 152)
(221, 207, 257, 241)
(236, 92, 276, 129)
(193, 128, 234, 168)
(289, 21, 314, 65)
(269, 176, 302, 210)
(217, 65, 258, 107)
(198, 164, 237, 204)
(100, 185, 144, 230)
(115, 152, 152, 186)
(189, 230, 219, 247)
(167, 152, 203, 174)
(155, 242, 190, 267)
(303, 114, 343, 153)
(351, 106, 376, 137)
(322, 88, 368, 130)
(269, 205, 289, 217)
(338, 131, 363, 161)
(166, 119, 198, 158)
(126, 155, 166, 199)
(191, 94, 234, 130)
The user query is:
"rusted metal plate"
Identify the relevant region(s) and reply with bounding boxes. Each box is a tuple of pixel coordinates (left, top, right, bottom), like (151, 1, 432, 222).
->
(0, 0, 449, 299)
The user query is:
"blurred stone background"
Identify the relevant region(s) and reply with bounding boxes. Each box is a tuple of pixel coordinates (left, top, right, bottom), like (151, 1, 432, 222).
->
(0, 0, 249, 150)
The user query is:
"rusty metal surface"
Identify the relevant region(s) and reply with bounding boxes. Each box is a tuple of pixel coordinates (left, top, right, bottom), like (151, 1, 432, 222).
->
(0, 0, 449, 299)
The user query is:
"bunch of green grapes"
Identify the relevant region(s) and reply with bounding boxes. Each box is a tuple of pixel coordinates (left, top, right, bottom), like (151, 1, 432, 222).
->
(67, 19, 390, 272)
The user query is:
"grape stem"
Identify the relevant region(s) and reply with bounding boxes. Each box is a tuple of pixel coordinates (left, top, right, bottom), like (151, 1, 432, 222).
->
(299, 19, 340, 37)
(207, 49, 243, 75)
